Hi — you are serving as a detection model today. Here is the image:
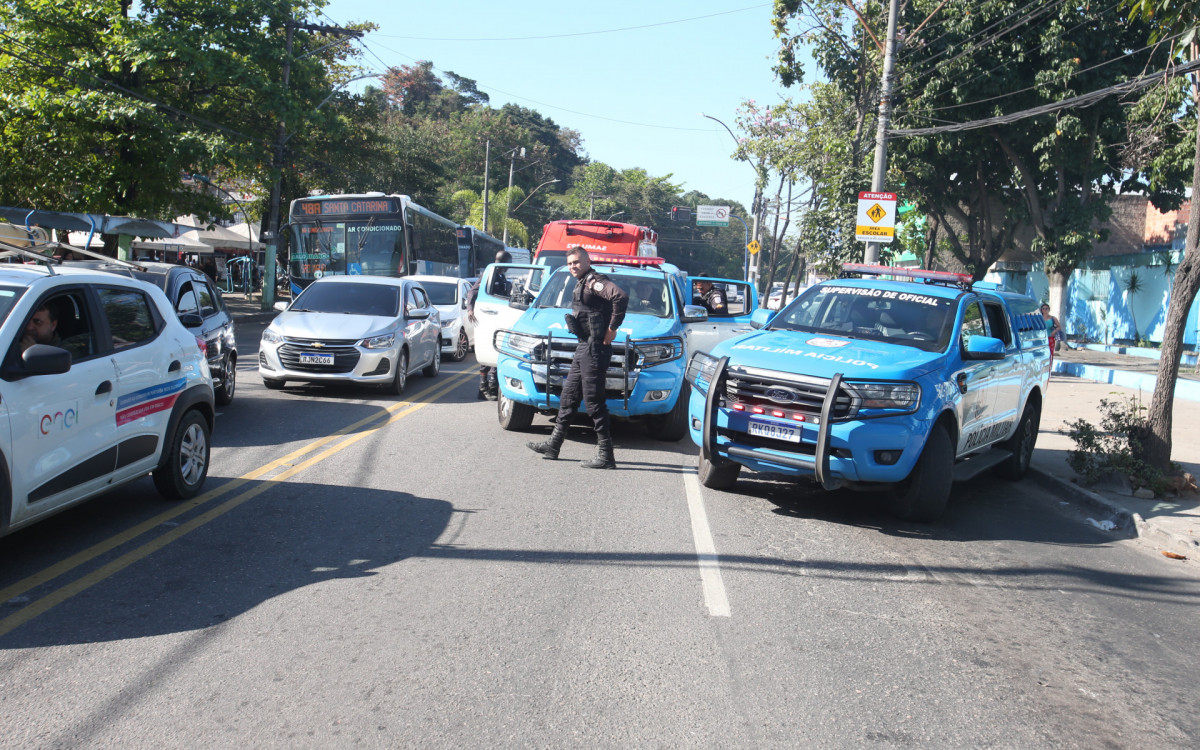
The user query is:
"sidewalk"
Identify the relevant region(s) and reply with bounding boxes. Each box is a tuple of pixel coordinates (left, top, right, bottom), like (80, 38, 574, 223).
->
(223, 291, 281, 322)
(1034, 373, 1200, 560)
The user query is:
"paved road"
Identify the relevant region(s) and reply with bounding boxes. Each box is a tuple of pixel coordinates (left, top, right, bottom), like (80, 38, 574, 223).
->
(1, 320, 1197, 749)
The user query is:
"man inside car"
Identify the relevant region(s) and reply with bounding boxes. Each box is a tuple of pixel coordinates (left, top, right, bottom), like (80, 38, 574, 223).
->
(20, 302, 60, 353)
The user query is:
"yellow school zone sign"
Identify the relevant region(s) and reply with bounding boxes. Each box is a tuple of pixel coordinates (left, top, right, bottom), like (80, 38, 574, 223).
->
(856, 191, 897, 243)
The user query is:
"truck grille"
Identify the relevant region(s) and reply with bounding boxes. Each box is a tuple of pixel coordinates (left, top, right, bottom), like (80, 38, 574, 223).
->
(530, 339, 638, 396)
(723, 365, 856, 419)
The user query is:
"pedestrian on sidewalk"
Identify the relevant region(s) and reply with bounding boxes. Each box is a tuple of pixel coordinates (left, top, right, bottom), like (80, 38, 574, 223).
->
(1041, 303, 1063, 365)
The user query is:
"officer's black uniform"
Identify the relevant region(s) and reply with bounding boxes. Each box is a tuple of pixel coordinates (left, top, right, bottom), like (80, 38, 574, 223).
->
(528, 267, 628, 468)
(701, 286, 727, 314)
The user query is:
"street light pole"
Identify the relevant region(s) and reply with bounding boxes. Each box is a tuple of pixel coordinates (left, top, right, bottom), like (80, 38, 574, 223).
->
(702, 112, 762, 283)
(501, 146, 524, 245)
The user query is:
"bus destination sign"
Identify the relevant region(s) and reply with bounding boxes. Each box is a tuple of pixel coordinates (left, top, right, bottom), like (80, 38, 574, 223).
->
(296, 198, 400, 216)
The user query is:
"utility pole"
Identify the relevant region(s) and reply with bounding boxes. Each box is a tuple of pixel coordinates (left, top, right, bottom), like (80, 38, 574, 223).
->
(864, 0, 901, 265)
(264, 20, 361, 309)
(482, 138, 491, 234)
(587, 193, 612, 220)
(501, 147, 525, 245)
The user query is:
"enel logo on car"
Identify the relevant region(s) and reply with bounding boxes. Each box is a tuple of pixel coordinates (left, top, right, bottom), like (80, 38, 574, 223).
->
(40, 407, 78, 436)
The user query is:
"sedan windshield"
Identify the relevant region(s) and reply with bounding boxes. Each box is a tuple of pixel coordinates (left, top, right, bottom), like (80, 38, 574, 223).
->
(771, 285, 956, 352)
(535, 272, 670, 318)
(419, 281, 459, 306)
(291, 282, 400, 316)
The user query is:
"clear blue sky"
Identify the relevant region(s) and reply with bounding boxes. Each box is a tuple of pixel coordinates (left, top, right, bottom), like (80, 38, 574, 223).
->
(321, 1, 795, 211)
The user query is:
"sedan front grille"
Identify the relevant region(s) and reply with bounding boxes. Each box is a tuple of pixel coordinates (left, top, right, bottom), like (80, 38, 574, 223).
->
(278, 342, 361, 373)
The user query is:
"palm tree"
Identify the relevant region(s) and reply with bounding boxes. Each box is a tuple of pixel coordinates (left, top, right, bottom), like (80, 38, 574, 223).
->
(449, 187, 529, 247)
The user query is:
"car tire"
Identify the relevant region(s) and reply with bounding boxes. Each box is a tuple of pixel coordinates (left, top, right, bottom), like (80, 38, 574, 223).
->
(886, 424, 953, 523)
(498, 392, 534, 431)
(153, 410, 210, 500)
(451, 330, 470, 361)
(994, 400, 1040, 480)
(698, 453, 740, 490)
(388, 350, 409, 395)
(423, 346, 440, 377)
(645, 382, 690, 441)
(215, 354, 236, 405)
(263, 377, 285, 390)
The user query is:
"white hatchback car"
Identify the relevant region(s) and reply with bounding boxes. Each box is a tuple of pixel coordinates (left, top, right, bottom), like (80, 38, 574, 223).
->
(407, 275, 475, 360)
(0, 262, 215, 537)
(258, 275, 441, 394)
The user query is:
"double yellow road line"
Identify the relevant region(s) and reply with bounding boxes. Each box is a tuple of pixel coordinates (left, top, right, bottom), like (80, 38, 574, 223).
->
(0, 371, 473, 638)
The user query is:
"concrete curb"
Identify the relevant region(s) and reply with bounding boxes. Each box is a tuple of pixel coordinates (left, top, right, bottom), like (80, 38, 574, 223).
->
(1029, 466, 1199, 559)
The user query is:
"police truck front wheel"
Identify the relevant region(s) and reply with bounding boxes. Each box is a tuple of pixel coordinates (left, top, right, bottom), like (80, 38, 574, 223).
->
(886, 425, 953, 522)
(646, 383, 690, 441)
(153, 410, 211, 500)
(698, 453, 740, 490)
(498, 392, 534, 431)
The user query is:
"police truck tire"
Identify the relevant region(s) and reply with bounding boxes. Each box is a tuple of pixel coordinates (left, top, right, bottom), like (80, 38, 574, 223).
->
(423, 347, 440, 377)
(886, 424, 952, 523)
(388, 350, 408, 395)
(995, 400, 1040, 480)
(215, 354, 236, 405)
(498, 392, 534, 431)
(153, 410, 210, 500)
(646, 383, 690, 441)
(263, 378, 285, 390)
(452, 330, 470, 361)
(698, 453, 740, 490)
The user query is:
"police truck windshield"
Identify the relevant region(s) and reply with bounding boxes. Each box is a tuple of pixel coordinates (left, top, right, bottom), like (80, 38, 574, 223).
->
(535, 272, 670, 318)
(771, 285, 955, 352)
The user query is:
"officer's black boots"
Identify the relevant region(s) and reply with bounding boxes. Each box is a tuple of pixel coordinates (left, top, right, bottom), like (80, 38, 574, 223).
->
(581, 434, 616, 469)
(527, 425, 567, 460)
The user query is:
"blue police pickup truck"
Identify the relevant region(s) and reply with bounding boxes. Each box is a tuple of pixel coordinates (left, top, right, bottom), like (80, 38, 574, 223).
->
(494, 256, 757, 441)
(685, 264, 1051, 522)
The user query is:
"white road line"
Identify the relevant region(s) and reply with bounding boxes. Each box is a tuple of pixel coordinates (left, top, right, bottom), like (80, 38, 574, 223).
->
(683, 472, 731, 617)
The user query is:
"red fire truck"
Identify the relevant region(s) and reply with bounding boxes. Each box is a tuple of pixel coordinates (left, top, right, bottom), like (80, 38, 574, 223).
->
(533, 220, 658, 270)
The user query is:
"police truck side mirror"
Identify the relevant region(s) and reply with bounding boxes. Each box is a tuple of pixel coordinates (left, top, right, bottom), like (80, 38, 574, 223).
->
(681, 305, 708, 323)
(963, 335, 1005, 360)
(750, 308, 775, 329)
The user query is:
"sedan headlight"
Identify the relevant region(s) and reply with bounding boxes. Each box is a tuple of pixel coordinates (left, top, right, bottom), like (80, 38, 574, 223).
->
(684, 350, 720, 394)
(634, 337, 683, 367)
(361, 333, 396, 349)
(261, 328, 284, 344)
(842, 381, 920, 412)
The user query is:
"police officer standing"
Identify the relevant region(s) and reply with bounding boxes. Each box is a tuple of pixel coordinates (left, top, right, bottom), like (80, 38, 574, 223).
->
(528, 247, 628, 469)
(467, 250, 513, 400)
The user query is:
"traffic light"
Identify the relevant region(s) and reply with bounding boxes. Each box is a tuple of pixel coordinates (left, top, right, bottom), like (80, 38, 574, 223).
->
(670, 206, 691, 222)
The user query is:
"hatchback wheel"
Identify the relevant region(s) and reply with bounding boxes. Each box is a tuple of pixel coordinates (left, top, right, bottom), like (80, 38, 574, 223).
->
(153, 410, 210, 499)
(452, 329, 470, 361)
(388, 350, 409, 395)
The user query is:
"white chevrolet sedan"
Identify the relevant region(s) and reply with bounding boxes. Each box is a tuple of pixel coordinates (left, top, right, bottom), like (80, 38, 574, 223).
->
(258, 276, 441, 395)
(407, 274, 475, 361)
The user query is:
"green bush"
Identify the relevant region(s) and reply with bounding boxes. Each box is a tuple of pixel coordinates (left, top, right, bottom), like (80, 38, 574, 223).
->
(1065, 395, 1170, 494)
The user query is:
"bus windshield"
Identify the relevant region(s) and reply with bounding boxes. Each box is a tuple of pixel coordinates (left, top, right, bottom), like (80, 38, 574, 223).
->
(290, 221, 404, 280)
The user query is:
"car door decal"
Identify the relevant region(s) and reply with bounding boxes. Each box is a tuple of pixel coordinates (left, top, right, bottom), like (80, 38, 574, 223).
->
(29, 447, 118, 503)
(115, 378, 186, 426)
(115, 434, 160, 469)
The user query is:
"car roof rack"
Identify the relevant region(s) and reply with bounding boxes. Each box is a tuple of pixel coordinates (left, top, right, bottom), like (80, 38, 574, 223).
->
(840, 263, 973, 290)
(0, 238, 148, 274)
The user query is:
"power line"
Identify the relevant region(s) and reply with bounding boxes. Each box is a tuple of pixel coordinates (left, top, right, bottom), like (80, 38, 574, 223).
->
(887, 58, 1200, 137)
(367, 4, 769, 42)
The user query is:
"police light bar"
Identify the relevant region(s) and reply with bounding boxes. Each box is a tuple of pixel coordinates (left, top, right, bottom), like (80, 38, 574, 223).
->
(841, 263, 972, 285)
(591, 253, 665, 267)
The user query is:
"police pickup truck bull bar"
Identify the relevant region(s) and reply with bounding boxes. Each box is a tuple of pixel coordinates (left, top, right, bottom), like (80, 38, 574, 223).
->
(495, 329, 639, 413)
(696, 356, 844, 490)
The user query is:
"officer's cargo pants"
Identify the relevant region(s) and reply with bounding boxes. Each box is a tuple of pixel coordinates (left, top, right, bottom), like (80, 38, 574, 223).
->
(556, 341, 611, 434)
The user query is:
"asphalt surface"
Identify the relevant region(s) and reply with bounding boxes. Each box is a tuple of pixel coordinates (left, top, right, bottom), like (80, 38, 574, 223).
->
(0, 317, 1197, 749)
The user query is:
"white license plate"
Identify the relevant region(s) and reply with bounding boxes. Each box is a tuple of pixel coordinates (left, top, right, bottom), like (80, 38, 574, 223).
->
(748, 417, 801, 443)
(299, 352, 334, 365)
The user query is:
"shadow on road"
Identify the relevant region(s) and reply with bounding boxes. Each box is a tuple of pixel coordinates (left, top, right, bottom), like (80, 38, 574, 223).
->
(0, 482, 453, 649)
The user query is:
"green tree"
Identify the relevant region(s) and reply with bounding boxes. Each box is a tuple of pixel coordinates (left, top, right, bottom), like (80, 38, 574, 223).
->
(1122, 0, 1199, 472)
